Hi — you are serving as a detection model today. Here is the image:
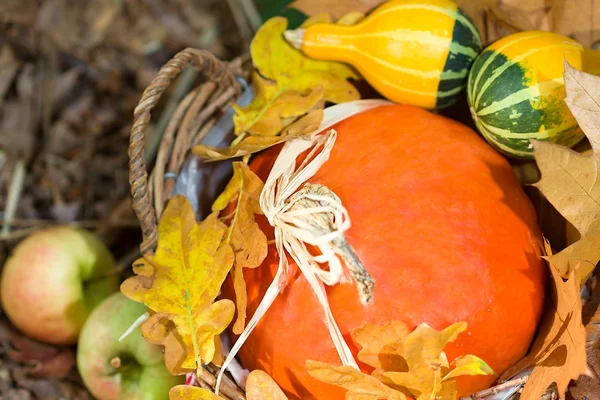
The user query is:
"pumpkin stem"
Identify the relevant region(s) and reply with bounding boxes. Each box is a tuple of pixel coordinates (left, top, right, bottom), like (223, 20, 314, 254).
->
(284, 29, 305, 50)
(287, 183, 375, 304)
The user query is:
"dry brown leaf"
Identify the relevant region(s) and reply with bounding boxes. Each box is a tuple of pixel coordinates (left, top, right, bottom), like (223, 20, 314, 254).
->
(489, 0, 551, 31)
(246, 370, 289, 400)
(0, 45, 20, 106)
(570, 289, 600, 399)
(211, 162, 268, 334)
(551, 0, 600, 48)
(500, 241, 589, 399)
(569, 373, 600, 400)
(532, 61, 600, 282)
(120, 195, 235, 375)
(478, 0, 600, 46)
(0, 322, 75, 379)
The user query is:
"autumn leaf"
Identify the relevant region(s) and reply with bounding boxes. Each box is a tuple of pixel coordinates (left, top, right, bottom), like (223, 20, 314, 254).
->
(193, 108, 323, 161)
(462, 0, 600, 47)
(309, 321, 493, 400)
(306, 360, 408, 400)
(551, 0, 600, 48)
(237, 15, 359, 137)
(456, 1, 600, 46)
(171, 370, 289, 400)
(250, 16, 359, 102)
(231, 75, 324, 136)
(211, 162, 268, 334)
(443, 355, 494, 382)
(120, 195, 235, 375)
(169, 385, 224, 400)
(212, 335, 224, 367)
(246, 370, 289, 400)
(500, 240, 589, 399)
(532, 61, 600, 283)
(352, 320, 410, 372)
(193, 15, 359, 161)
(383, 322, 493, 400)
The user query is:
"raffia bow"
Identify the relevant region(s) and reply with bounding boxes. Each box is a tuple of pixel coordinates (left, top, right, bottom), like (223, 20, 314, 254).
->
(217, 99, 393, 392)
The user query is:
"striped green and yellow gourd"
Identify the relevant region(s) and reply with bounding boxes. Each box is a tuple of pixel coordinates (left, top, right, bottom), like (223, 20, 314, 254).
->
(285, 0, 482, 109)
(467, 31, 600, 158)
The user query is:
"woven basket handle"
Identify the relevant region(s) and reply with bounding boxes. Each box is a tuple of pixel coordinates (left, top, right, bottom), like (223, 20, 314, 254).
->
(128, 48, 233, 254)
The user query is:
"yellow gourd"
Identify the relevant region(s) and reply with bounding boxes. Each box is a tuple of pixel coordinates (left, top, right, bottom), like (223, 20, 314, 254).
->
(285, 0, 482, 109)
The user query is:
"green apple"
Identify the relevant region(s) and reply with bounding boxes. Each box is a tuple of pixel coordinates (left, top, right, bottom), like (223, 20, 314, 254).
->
(77, 292, 183, 400)
(0, 226, 119, 344)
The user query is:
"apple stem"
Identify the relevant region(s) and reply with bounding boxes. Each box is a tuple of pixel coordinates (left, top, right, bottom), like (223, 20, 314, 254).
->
(110, 357, 122, 369)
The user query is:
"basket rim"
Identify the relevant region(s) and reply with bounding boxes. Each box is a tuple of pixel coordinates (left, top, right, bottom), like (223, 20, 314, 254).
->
(128, 48, 249, 255)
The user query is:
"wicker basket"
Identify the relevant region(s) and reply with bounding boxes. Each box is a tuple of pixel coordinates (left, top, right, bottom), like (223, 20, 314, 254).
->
(127, 48, 600, 400)
(127, 48, 249, 399)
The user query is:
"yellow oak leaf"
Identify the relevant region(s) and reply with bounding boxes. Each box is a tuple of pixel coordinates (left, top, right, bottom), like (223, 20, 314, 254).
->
(231, 16, 358, 138)
(532, 61, 600, 283)
(443, 355, 494, 382)
(231, 73, 324, 136)
(169, 385, 224, 400)
(212, 335, 224, 367)
(500, 240, 589, 399)
(211, 162, 268, 334)
(383, 322, 472, 400)
(246, 370, 289, 400)
(192, 108, 323, 161)
(352, 320, 410, 372)
(193, 15, 359, 161)
(250, 17, 359, 104)
(120, 195, 235, 375)
(306, 360, 407, 400)
(309, 321, 494, 400)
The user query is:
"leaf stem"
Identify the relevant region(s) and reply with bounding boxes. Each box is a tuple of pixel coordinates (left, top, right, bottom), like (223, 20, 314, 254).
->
(431, 371, 439, 400)
(230, 132, 248, 147)
(185, 291, 203, 370)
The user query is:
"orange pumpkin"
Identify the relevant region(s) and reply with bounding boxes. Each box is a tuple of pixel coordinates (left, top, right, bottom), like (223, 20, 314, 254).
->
(227, 104, 546, 399)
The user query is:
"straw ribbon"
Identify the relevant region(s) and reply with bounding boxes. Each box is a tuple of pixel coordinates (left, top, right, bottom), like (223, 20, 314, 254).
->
(216, 99, 392, 393)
